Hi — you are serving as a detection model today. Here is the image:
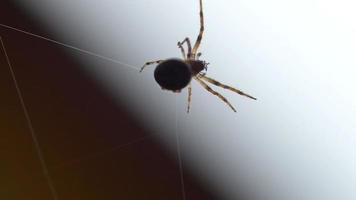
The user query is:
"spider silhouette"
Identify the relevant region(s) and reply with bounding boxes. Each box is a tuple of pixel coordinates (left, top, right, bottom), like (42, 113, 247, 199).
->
(140, 0, 256, 113)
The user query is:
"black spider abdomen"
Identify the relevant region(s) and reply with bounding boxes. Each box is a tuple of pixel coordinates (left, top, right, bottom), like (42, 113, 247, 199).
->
(154, 59, 192, 92)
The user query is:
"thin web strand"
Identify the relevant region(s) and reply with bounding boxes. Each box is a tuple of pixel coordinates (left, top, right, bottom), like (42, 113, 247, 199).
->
(0, 23, 187, 200)
(0, 36, 59, 200)
(0, 23, 155, 176)
(0, 23, 139, 71)
(175, 96, 187, 200)
(53, 135, 149, 169)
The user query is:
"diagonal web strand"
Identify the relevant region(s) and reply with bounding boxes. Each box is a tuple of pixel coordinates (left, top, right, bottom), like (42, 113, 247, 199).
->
(1, 23, 188, 200)
(53, 135, 149, 169)
(0, 23, 154, 169)
(0, 36, 59, 200)
(0, 23, 140, 71)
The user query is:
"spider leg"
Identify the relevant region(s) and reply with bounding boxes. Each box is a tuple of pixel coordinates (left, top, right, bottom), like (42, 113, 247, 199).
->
(178, 37, 192, 59)
(140, 60, 164, 72)
(178, 43, 186, 59)
(187, 83, 192, 113)
(194, 76, 237, 112)
(199, 74, 257, 100)
(192, 0, 204, 58)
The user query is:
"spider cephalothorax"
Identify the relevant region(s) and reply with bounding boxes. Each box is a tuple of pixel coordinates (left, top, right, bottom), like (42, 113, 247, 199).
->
(186, 59, 208, 76)
(140, 0, 256, 113)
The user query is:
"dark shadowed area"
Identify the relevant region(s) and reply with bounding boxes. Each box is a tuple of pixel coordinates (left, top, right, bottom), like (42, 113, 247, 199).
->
(0, 1, 223, 199)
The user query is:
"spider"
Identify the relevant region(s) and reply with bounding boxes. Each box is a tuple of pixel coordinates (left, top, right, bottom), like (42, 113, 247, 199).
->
(140, 0, 256, 113)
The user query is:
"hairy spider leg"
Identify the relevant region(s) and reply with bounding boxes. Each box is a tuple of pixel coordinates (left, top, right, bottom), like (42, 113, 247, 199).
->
(199, 74, 257, 100)
(187, 83, 192, 113)
(192, 0, 204, 58)
(140, 60, 164, 72)
(178, 37, 192, 59)
(178, 43, 186, 59)
(194, 77, 237, 112)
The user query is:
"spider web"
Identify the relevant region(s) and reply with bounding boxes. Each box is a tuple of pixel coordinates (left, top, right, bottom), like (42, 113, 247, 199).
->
(0, 23, 187, 200)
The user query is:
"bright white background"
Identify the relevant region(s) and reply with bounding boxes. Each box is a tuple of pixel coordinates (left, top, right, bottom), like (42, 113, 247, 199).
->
(15, 0, 356, 199)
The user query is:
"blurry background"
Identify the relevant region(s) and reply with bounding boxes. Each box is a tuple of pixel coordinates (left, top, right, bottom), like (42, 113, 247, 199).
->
(0, 1, 219, 199)
(1, 0, 356, 200)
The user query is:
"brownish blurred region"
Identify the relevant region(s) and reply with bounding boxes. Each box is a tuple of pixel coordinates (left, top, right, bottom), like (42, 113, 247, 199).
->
(0, 1, 217, 199)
